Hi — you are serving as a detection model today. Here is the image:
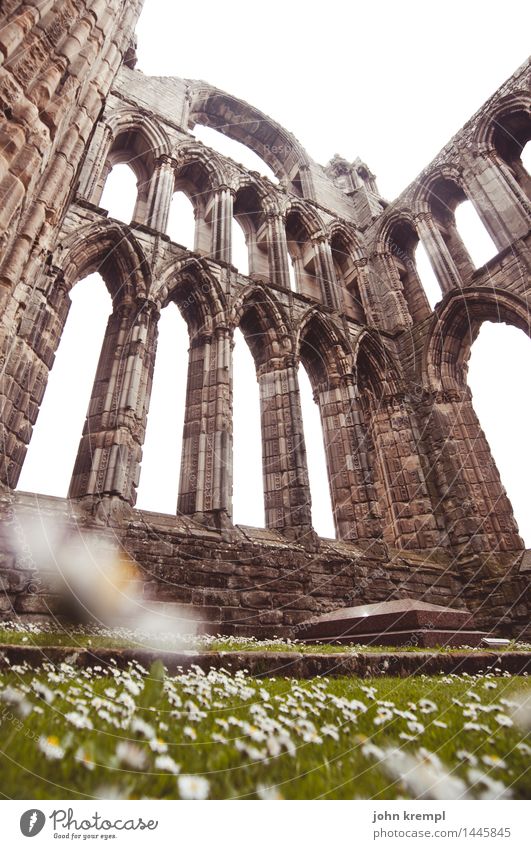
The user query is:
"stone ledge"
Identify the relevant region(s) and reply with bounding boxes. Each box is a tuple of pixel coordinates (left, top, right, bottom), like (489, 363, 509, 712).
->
(0, 644, 529, 678)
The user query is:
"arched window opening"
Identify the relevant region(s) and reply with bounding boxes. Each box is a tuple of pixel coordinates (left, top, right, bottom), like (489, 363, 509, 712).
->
(285, 210, 318, 300)
(192, 124, 278, 184)
(98, 127, 156, 224)
(388, 220, 430, 322)
(492, 110, 531, 199)
(234, 186, 269, 280)
(330, 232, 365, 322)
(414, 240, 443, 310)
(99, 163, 138, 223)
(428, 178, 497, 274)
(174, 160, 214, 256)
(454, 199, 498, 268)
(232, 328, 265, 526)
(167, 191, 196, 248)
(136, 302, 188, 515)
(298, 365, 335, 538)
(231, 217, 249, 276)
(17, 274, 112, 497)
(467, 321, 531, 545)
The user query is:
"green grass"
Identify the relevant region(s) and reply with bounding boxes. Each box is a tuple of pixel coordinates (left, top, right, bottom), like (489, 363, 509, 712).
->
(0, 627, 529, 654)
(0, 659, 529, 800)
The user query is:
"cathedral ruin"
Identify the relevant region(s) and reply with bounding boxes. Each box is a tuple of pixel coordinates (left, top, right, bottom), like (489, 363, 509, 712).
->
(0, 1, 529, 638)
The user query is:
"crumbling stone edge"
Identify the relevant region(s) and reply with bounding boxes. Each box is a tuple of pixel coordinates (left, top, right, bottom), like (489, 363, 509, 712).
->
(0, 645, 529, 678)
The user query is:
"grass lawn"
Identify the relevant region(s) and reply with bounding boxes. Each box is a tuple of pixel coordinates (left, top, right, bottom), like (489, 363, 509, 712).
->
(0, 657, 529, 800)
(0, 624, 529, 654)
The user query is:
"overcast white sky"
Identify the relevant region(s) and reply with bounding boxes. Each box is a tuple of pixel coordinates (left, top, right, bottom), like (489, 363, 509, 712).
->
(18, 1, 531, 544)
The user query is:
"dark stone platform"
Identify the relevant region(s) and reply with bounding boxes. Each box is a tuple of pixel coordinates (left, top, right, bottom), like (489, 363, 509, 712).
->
(300, 599, 490, 647)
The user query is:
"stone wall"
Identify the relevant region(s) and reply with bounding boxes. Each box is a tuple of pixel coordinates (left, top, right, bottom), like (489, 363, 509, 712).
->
(0, 3, 529, 636)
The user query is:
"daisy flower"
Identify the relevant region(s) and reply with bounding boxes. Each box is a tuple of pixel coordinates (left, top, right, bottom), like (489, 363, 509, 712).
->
(178, 775, 210, 800)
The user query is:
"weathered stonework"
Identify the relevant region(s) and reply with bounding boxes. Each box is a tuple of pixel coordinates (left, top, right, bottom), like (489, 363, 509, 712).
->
(0, 3, 529, 637)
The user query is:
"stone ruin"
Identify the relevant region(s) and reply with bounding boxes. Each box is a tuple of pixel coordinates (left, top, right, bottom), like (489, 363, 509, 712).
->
(0, 1, 529, 640)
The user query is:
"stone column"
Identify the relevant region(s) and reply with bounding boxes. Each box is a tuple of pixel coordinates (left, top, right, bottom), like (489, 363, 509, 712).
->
(145, 156, 175, 233)
(77, 123, 114, 205)
(421, 389, 523, 556)
(368, 251, 416, 333)
(210, 186, 234, 264)
(463, 150, 530, 251)
(415, 212, 463, 294)
(0, 269, 69, 490)
(178, 325, 232, 521)
(258, 355, 313, 535)
(315, 373, 382, 541)
(68, 297, 160, 512)
(368, 393, 442, 550)
(266, 211, 291, 290)
(313, 236, 341, 309)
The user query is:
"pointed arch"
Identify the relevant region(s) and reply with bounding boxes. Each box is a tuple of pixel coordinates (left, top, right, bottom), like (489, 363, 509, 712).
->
(285, 202, 324, 300)
(58, 221, 151, 302)
(378, 210, 431, 323)
(354, 329, 402, 401)
(297, 308, 351, 391)
(188, 81, 315, 196)
(424, 287, 531, 393)
(419, 166, 496, 272)
(155, 256, 227, 338)
(233, 180, 270, 280)
(104, 109, 172, 163)
(232, 284, 291, 368)
(328, 221, 367, 321)
(173, 143, 229, 256)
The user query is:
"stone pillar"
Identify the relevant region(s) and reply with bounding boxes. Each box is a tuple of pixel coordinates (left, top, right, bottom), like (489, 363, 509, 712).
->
(178, 325, 232, 521)
(69, 297, 159, 511)
(0, 269, 69, 490)
(315, 373, 381, 541)
(421, 390, 523, 556)
(77, 123, 113, 205)
(258, 356, 313, 535)
(210, 187, 234, 264)
(415, 212, 463, 294)
(146, 156, 175, 233)
(367, 393, 442, 550)
(313, 236, 340, 309)
(266, 211, 291, 290)
(463, 150, 530, 251)
(369, 251, 415, 333)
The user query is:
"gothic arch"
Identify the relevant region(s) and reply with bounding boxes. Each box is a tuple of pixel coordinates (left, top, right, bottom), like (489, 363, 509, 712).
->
(187, 81, 315, 195)
(155, 256, 227, 336)
(104, 109, 172, 166)
(413, 164, 468, 213)
(174, 141, 228, 195)
(297, 309, 351, 391)
(354, 329, 402, 400)
(58, 221, 151, 301)
(376, 209, 431, 324)
(424, 287, 531, 392)
(232, 285, 291, 368)
(474, 90, 531, 152)
(328, 221, 367, 320)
